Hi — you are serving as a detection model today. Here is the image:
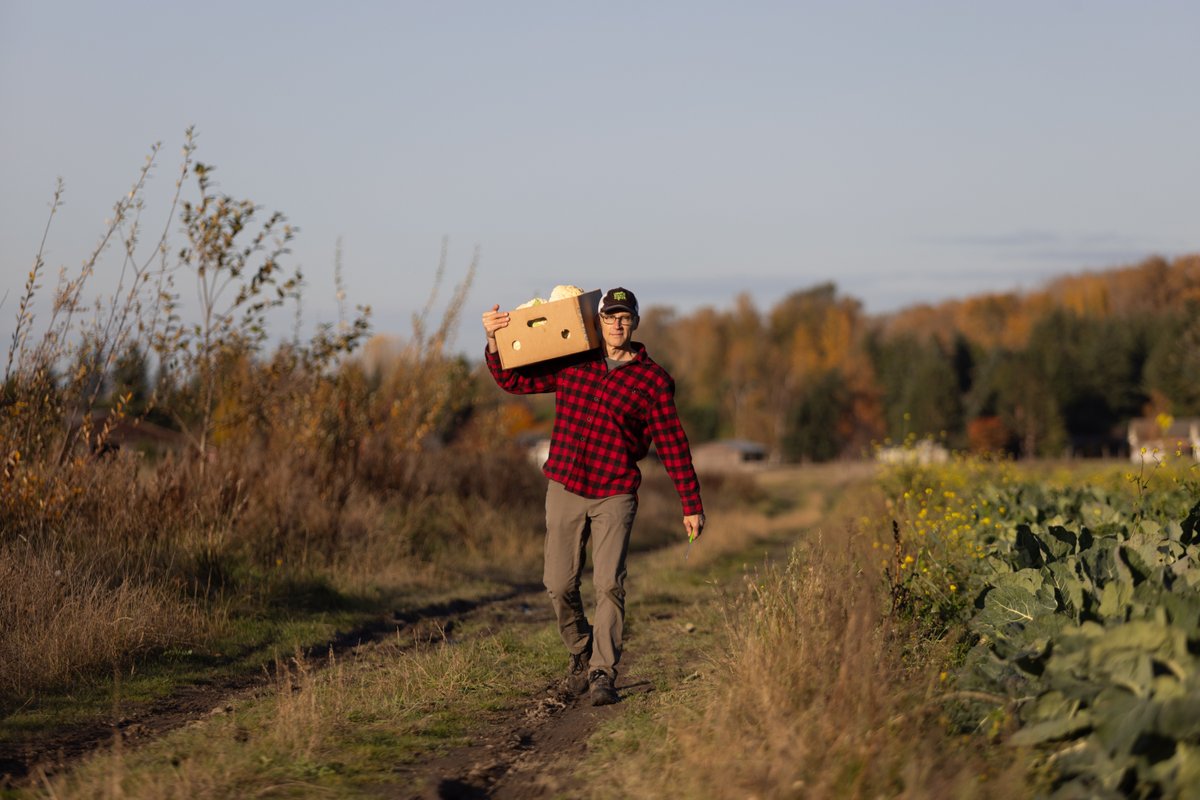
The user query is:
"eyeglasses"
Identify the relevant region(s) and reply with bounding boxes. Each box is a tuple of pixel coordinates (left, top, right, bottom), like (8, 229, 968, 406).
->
(599, 313, 634, 327)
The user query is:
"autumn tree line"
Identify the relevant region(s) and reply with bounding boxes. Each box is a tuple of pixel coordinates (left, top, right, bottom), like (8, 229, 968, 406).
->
(3, 133, 1191, 478)
(626, 254, 1200, 461)
(24, 251, 1198, 470)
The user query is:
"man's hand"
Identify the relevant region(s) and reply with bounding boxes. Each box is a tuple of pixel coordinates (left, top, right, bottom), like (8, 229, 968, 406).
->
(683, 513, 705, 541)
(482, 304, 510, 353)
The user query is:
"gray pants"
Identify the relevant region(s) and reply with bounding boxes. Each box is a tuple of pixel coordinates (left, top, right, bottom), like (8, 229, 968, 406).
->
(543, 480, 637, 678)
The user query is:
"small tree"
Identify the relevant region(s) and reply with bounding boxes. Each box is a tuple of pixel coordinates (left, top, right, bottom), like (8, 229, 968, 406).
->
(156, 161, 301, 464)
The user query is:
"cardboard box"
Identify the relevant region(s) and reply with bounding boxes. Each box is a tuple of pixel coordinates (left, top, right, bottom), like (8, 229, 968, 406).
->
(495, 289, 602, 369)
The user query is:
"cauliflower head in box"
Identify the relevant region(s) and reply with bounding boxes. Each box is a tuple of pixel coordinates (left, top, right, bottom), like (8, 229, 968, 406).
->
(549, 284, 584, 301)
(514, 286, 585, 324)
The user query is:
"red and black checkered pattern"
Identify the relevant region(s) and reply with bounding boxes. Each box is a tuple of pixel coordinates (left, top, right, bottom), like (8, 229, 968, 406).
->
(485, 343, 703, 516)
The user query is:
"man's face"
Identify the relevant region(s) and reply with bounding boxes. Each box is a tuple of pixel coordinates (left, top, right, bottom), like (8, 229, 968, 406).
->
(599, 310, 637, 348)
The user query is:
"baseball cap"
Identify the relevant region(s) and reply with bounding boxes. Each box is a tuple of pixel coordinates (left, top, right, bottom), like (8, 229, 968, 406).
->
(599, 287, 639, 316)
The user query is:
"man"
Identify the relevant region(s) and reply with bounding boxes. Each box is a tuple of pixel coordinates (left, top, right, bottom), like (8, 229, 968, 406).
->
(482, 287, 705, 706)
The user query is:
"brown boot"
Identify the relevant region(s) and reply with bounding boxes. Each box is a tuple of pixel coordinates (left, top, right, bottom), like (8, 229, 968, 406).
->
(563, 646, 591, 696)
(588, 670, 618, 706)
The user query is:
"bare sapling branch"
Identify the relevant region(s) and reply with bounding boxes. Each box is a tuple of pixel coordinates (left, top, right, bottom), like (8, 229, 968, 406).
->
(67, 131, 197, 459)
(4, 179, 63, 386)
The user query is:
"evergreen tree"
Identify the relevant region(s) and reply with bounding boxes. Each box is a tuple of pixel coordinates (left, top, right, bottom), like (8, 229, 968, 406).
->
(869, 333, 961, 442)
(1144, 308, 1200, 415)
(781, 370, 847, 462)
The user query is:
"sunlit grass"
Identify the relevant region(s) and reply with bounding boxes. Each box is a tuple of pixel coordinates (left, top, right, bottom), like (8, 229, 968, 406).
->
(586, 464, 1032, 799)
(37, 625, 564, 799)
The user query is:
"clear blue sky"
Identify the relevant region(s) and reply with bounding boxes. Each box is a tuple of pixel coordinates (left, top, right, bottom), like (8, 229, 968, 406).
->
(2, 1, 1197, 355)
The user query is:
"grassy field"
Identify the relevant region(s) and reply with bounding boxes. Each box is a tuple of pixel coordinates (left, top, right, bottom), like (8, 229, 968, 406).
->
(2, 463, 834, 797)
(7, 455, 1200, 798)
(0, 464, 918, 795)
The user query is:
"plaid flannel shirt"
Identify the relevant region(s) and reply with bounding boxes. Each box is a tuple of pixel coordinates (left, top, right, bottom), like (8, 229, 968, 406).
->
(485, 343, 703, 516)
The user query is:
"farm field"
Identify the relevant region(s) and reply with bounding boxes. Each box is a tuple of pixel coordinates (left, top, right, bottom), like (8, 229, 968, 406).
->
(4, 8, 1200, 796)
(5, 455, 1197, 798)
(0, 462, 836, 797)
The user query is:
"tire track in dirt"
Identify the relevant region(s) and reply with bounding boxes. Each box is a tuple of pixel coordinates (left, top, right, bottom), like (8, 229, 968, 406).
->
(391, 593, 656, 800)
(0, 583, 544, 786)
(402, 655, 659, 800)
(3, 555, 681, 793)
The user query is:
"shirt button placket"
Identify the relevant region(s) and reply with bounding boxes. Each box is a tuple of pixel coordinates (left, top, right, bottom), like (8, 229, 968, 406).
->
(587, 376, 603, 425)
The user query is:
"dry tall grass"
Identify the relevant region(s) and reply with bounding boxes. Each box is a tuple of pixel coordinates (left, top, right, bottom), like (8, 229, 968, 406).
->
(604, 478, 1031, 799)
(0, 136, 548, 711)
(0, 543, 210, 700)
(0, 374, 550, 703)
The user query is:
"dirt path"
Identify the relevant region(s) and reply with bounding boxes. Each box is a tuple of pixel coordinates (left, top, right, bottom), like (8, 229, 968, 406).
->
(396, 509, 828, 799)
(393, 595, 661, 800)
(355, 578, 662, 796)
(1, 585, 544, 786)
(399, 674, 643, 800)
(3, 581, 670, 797)
(5, 468, 847, 795)
(2, 579, 677, 797)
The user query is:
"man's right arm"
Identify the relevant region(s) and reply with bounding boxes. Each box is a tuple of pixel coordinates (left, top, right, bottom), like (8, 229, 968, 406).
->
(482, 304, 557, 395)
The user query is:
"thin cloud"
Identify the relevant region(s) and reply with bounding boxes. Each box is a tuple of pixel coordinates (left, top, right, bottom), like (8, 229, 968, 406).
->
(930, 230, 1064, 248)
(923, 229, 1178, 269)
(1002, 247, 1152, 265)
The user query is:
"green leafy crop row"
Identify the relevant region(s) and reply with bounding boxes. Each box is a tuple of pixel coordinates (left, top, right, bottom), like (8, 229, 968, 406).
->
(881, 457, 1200, 798)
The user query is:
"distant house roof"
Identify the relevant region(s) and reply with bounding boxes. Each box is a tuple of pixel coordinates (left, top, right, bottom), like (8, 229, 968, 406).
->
(1127, 417, 1200, 443)
(693, 439, 768, 455)
(71, 410, 188, 454)
(692, 439, 769, 472)
(1126, 417, 1200, 464)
